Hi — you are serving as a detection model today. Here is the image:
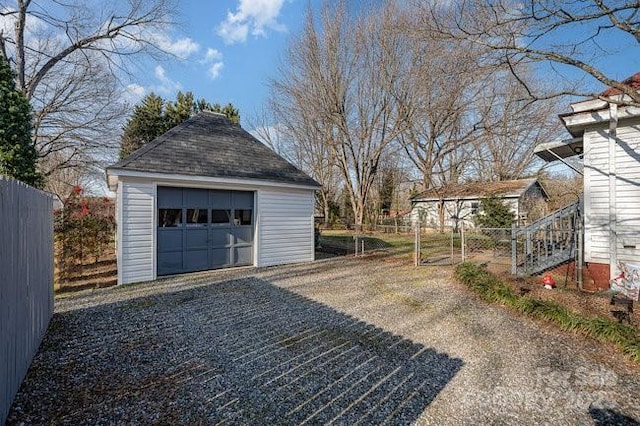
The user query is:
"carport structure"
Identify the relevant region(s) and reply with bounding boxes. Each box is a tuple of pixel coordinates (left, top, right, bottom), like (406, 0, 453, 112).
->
(107, 111, 320, 284)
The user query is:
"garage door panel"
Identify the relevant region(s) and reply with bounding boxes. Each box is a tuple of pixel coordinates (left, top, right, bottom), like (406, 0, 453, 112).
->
(158, 187, 182, 208)
(233, 227, 253, 245)
(235, 246, 252, 266)
(186, 228, 208, 249)
(158, 251, 182, 275)
(158, 230, 182, 252)
(210, 190, 232, 208)
(184, 188, 208, 206)
(210, 228, 231, 247)
(184, 249, 208, 271)
(211, 248, 231, 268)
(233, 191, 254, 209)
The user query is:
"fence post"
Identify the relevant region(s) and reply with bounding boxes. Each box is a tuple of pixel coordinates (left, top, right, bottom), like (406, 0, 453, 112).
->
(414, 221, 420, 266)
(461, 221, 465, 261)
(450, 228, 454, 265)
(511, 223, 517, 275)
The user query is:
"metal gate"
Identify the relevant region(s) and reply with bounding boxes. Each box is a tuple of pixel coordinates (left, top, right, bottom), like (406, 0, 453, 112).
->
(157, 187, 254, 276)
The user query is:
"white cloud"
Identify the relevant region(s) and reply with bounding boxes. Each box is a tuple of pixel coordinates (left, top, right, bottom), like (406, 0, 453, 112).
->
(202, 47, 224, 80)
(205, 48, 223, 62)
(208, 62, 224, 79)
(151, 32, 200, 59)
(153, 65, 182, 94)
(127, 83, 146, 97)
(217, 0, 287, 45)
(121, 83, 147, 104)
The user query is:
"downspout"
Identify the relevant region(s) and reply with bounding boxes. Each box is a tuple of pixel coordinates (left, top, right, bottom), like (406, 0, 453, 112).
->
(608, 103, 618, 281)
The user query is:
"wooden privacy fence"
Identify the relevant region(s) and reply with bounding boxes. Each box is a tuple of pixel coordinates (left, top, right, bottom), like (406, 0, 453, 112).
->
(0, 177, 54, 423)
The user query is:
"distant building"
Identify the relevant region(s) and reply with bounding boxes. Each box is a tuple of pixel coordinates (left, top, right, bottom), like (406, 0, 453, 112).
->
(410, 178, 549, 229)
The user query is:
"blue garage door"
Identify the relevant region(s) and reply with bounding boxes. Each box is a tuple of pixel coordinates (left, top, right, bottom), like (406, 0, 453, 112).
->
(157, 187, 254, 276)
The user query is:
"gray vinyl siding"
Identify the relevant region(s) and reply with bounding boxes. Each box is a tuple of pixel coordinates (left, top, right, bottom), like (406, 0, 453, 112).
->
(119, 180, 155, 284)
(0, 178, 54, 423)
(258, 188, 315, 267)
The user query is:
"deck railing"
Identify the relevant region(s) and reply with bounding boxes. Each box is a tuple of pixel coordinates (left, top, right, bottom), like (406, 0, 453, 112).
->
(512, 198, 582, 279)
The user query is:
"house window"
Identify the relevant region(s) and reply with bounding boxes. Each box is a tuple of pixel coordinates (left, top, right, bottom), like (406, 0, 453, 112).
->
(234, 209, 252, 226)
(159, 209, 182, 227)
(186, 208, 207, 226)
(211, 209, 231, 225)
(471, 202, 479, 215)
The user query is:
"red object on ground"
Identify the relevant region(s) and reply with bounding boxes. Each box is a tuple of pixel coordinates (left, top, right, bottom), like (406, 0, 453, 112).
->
(541, 273, 556, 288)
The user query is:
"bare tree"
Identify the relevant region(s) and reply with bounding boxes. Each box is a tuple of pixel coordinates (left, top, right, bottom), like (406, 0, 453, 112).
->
(0, 0, 176, 180)
(469, 70, 563, 181)
(41, 152, 98, 204)
(390, 8, 494, 230)
(270, 1, 408, 226)
(424, 0, 640, 104)
(250, 106, 342, 227)
(394, 7, 490, 192)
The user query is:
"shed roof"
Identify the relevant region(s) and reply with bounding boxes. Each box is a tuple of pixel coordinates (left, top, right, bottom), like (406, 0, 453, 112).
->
(107, 112, 320, 188)
(412, 178, 545, 201)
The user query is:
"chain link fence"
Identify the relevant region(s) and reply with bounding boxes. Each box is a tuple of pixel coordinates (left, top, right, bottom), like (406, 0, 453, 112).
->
(414, 221, 512, 271)
(315, 224, 414, 258)
(315, 222, 512, 269)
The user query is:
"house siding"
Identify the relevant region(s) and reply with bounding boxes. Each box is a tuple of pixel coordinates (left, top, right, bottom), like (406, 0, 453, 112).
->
(411, 197, 521, 229)
(584, 124, 610, 265)
(614, 117, 640, 266)
(583, 116, 640, 271)
(119, 180, 155, 284)
(257, 188, 315, 267)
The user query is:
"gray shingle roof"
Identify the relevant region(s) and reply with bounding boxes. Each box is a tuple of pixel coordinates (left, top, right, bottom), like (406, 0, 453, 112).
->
(107, 112, 320, 188)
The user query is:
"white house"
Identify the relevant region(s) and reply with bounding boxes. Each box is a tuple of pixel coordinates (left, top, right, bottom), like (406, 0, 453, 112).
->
(410, 178, 549, 229)
(534, 72, 640, 290)
(106, 112, 320, 285)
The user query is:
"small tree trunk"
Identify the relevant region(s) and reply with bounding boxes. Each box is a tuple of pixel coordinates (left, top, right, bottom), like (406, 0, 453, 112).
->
(438, 200, 445, 233)
(322, 193, 330, 227)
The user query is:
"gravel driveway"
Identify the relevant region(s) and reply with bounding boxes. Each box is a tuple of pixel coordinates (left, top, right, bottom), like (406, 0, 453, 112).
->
(7, 255, 640, 425)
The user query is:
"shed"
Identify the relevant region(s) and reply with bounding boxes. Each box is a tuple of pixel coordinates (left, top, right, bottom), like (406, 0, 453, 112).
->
(411, 178, 549, 229)
(534, 72, 640, 287)
(106, 112, 320, 285)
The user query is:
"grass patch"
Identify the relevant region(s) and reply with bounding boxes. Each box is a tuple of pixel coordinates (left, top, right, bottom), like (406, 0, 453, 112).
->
(319, 230, 414, 249)
(455, 262, 640, 362)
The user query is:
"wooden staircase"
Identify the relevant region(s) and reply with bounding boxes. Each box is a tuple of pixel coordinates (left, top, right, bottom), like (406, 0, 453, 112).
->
(513, 199, 582, 276)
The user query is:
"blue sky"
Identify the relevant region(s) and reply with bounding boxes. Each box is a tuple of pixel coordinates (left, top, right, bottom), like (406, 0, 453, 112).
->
(125, 0, 315, 128)
(124, 0, 640, 129)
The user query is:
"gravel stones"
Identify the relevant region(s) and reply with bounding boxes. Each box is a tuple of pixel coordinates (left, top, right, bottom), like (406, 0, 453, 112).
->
(7, 256, 640, 424)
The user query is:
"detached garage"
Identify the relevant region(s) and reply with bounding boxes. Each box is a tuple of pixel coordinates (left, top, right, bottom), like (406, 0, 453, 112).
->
(106, 111, 320, 285)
